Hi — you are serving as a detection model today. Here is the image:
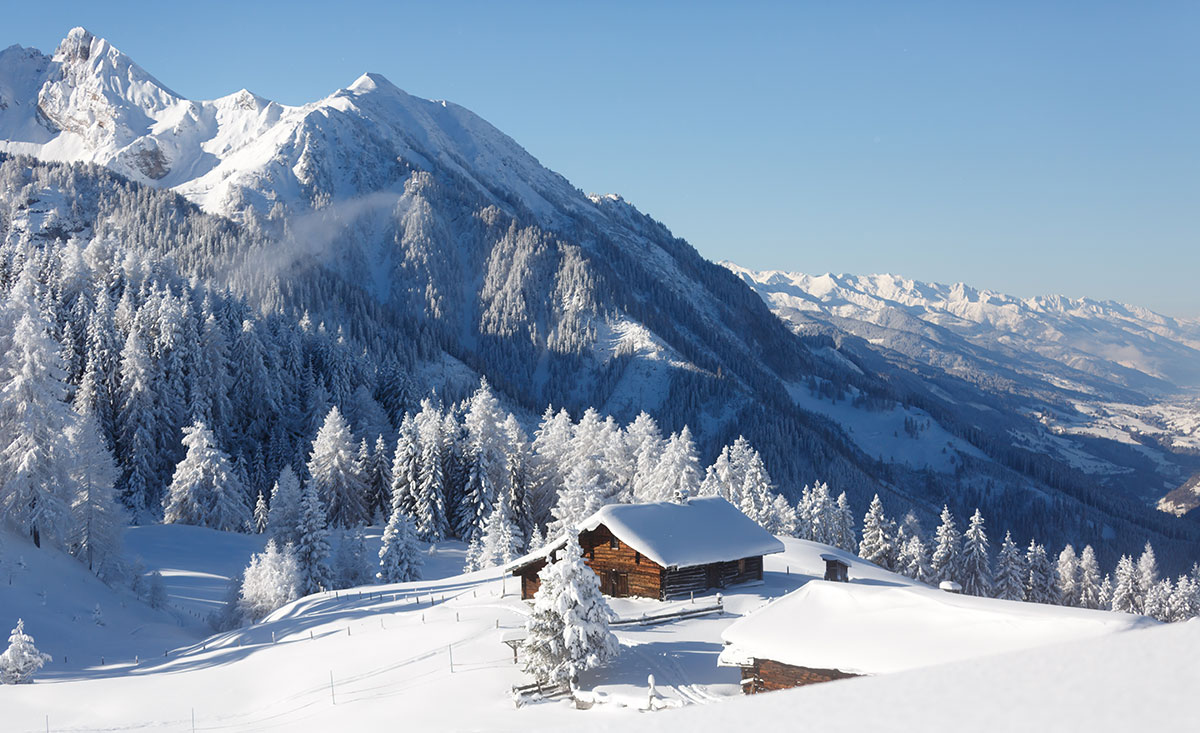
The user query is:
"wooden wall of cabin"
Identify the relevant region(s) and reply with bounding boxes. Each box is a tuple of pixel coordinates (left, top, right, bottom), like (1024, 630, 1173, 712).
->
(740, 659, 859, 693)
(578, 525, 664, 599)
(662, 556, 764, 599)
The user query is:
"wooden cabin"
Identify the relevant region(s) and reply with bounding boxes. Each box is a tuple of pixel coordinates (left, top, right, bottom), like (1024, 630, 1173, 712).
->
(719, 580, 1155, 694)
(821, 554, 850, 582)
(507, 497, 784, 601)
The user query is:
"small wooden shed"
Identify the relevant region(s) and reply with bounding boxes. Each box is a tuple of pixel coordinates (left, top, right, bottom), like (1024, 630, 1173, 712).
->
(507, 497, 784, 601)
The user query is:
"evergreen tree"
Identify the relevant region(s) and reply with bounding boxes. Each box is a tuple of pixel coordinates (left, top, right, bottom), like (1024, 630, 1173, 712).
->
(833, 492, 856, 552)
(1111, 555, 1139, 614)
(0, 619, 51, 684)
(529, 406, 573, 526)
(66, 405, 125, 579)
(898, 535, 932, 583)
(377, 508, 423, 584)
(307, 407, 368, 528)
(253, 491, 269, 534)
(1024, 542, 1056, 605)
(1167, 576, 1199, 622)
(366, 434, 393, 524)
(626, 411, 666, 504)
(993, 531, 1026, 601)
(162, 421, 249, 532)
(116, 330, 160, 516)
(390, 414, 420, 518)
(1077, 545, 1103, 609)
(930, 506, 962, 584)
(858, 495, 893, 568)
(266, 465, 302, 546)
(1135, 543, 1158, 614)
(295, 479, 333, 594)
(238, 540, 301, 622)
(332, 528, 373, 589)
(468, 490, 524, 570)
(520, 535, 618, 689)
(651, 427, 702, 503)
(1143, 578, 1172, 622)
(960, 509, 992, 597)
(1055, 545, 1079, 607)
(414, 406, 449, 541)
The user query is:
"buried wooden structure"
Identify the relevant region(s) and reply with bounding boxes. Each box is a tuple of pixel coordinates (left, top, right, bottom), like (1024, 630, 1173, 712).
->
(507, 497, 784, 601)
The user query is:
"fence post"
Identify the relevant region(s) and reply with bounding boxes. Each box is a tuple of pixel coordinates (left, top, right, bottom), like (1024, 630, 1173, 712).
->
(329, 671, 336, 705)
(449, 645, 454, 673)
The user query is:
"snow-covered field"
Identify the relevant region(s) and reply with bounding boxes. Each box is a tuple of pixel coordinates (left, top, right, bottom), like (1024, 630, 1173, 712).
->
(1, 527, 1168, 732)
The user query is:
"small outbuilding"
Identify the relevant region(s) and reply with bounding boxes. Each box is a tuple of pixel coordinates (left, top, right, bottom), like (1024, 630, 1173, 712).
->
(506, 497, 784, 601)
(719, 580, 1156, 694)
(820, 554, 849, 582)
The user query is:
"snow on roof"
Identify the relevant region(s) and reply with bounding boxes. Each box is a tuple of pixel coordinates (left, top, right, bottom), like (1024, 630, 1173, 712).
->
(719, 580, 1156, 676)
(502, 534, 569, 573)
(577, 497, 785, 569)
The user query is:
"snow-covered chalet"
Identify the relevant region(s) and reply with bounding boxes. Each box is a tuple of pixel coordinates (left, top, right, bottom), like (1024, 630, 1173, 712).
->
(507, 497, 784, 600)
(719, 580, 1156, 694)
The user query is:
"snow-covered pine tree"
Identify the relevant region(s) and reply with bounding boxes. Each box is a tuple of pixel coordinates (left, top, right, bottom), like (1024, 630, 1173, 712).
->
(367, 434, 393, 524)
(0, 276, 76, 549)
(960, 509, 992, 597)
(1055, 545, 1079, 607)
(652, 427, 702, 504)
(833, 492, 856, 552)
(253, 491, 269, 534)
(238, 540, 301, 622)
(0, 619, 51, 684)
(1135, 542, 1158, 614)
(294, 478, 333, 594)
(520, 535, 618, 689)
(414, 405, 449, 541)
(739, 451, 775, 528)
(503, 414, 533, 548)
(162, 421, 250, 531)
(898, 535, 932, 583)
(458, 379, 508, 542)
(930, 506, 962, 584)
(267, 465, 302, 546)
(307, 406, 368, 528)
(116, 330, 160, 515)
(529, 406, 574, 527)
(467, 490, 524, 570)
(147, 571, 168, 609)
(993, 531, 1026, 601)
(390, 414, 420, 516)
(626, 411, 665, 505)
(1143, 578, 1172, 622)
(807, 482, 837, 546)
(1024, 542, 1056, 605)
(1077, 545, 1103, 609)
(66, 405, 126, 580)
(858, 495, 893, 568)
(1167, 576, 1199, 622)
(547, 454, 606, 539)
(1110, 555, 1139, 614)
(377, 507, 422, 584)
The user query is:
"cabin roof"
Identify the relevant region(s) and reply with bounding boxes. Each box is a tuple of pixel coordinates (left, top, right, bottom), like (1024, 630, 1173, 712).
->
(576, 496, 784, 569)
(718, 580, 1156, 675)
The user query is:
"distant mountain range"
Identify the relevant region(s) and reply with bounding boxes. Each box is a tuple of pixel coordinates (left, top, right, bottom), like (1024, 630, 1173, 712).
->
(2, 28, 1198, 567)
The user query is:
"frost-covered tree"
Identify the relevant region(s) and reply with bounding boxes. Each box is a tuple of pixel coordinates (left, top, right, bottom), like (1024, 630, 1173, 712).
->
(529, 406, 573, 526)
(0, 281, 76, 548)
(548, 455, 605, 538)
(294, 479, 333, 594)
(377, 507, 423, 584)
(116, 331, 159, 515)
(1167, 576, 1199, 622)
(652, 427, 702, 503)
(414, 409, 450, 541)
(253, 491, 269, 534)
(1055, 545, 1079, 607)
(307, 407, 368, 528)
(1024, 542, 1056, 605)
(457, 379, 508, 542)
(0, 619, 51, 684)
(858, 495, 893, 568)
(626, 411, 665, 505)
(390, 415, 420, 519)
(1077, 545, 1103, 610)
(366, 434, 393, 524)
(960, 509, 992, 597)
(467, 490, 523, 571)
(1135, 543, 1158, 614)
(162, 421, 249, 531)
(520, 535, 618, 689)
(266, 465, 302, 545)
(833, 492, 856, 552)
(930, 506, 962, 584)
(66, 405, 125, 579)
(238, 540, 301, 622)
(898, 535, 932, 583)
(1143, 578, 1172, 622)
(1110, 555, 1139, 614)
(993, 532, 1026, 601)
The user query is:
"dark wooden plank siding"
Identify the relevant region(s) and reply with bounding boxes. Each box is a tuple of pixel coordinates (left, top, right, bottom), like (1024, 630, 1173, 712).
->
(579, 524, 664, 599)
(741, 659, 859, 693)
(662, 556, 764, 599)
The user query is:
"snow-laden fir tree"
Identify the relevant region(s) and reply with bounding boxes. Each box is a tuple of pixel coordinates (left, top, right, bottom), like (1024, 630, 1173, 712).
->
(390, 414, 420, 518)
(66, 404, 125, 580)
(1077, 545, 1103, 609)
(1167, 576, 1199, 622)
(547, 455, 606, 539)
(1135, 542, 1158, 614)
(1143, 578, 1172, 622)
(1110, 555, 1139, 614)
(147, 570, 168, 609)
(858, 495, 894, 568)
(502, 414, 534, 546)
(267, 465, 302, 545)
(833, 492, 856, 552)
(332, 528, 373, 589)
(1024, 542, 1056, 605)
(466, 489, 524, 571)
(253, 491, 269, 534)
(930, 506, 962, 584)
(652, 427, 702, 504)
(960, 509, 992, 597)
(377, 507, 422, 584)
(0, 619, 51, 684)
(414, 403, 449, 541)
(116, 330, 160, 515)
(625, 411, 665, 505)
(0, 273, 76, 549)
(1055, 545, 1079, 606)
(1098, 574, 1113, 610)
(898, 535, 932, 583)
(529, 406, 574, 527)
(366, 434, 393, 524)
(294, 478, 333, 594)
(993, 531, 1026, 601)
(307, 407, 368, 528)
(457, 378, 509, 542)
(238, 540, 301, 622)
(520, 535, 618, 689)
(162, 421, 249, 531)
(804, 482, 838, 546)
(764, 493, 797, 536)
(738, 451, 775, 529)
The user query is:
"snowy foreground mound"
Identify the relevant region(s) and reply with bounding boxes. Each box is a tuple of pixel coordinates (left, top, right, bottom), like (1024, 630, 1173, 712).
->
(0, 527, 1176, 732)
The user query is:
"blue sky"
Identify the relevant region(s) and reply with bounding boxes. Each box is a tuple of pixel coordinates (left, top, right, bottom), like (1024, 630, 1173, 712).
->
(5, 2, 1198, 316)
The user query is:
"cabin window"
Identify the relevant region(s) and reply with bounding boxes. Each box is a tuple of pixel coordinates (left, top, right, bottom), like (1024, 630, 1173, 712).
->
(635, 552, 641, 564)
(589, 547, 595, 561)
(610, 537, 619, 550)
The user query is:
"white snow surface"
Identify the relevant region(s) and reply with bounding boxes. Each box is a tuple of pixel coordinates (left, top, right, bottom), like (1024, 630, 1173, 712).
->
(718, 580, 1155, 675)
(577, 497, 785, 569)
